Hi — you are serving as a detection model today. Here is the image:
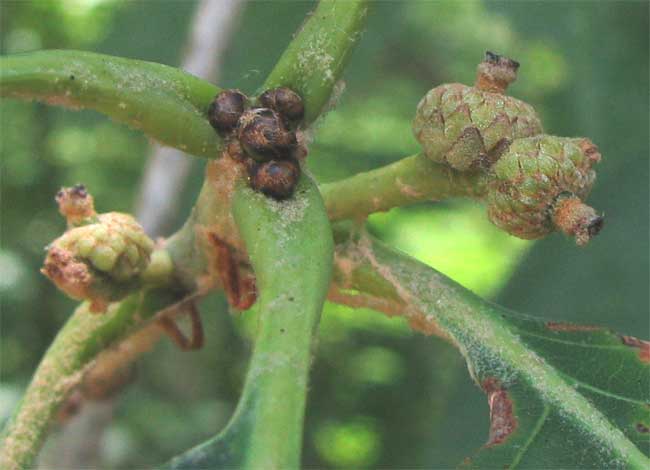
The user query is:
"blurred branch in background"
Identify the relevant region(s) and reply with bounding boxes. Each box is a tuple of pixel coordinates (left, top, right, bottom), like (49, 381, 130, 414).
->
(37, 1, 243, 467)
(136, 0, 244, 236)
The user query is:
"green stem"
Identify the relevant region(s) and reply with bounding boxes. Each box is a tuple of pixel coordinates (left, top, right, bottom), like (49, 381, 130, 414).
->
(0, 50, 221, 158)
(165, 174, 333, 469)
(140, 249, 175, 287)
(0, 288, 180, 470)
(332, 225, 649, 469)
(262, 0, 369, 124)
(162, 153, 487, 287)
(1, 49, 490, 222)
(322, 153, 486, 220)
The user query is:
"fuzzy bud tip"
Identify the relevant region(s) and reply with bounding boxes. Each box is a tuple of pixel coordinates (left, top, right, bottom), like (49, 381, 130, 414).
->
(56, 184, 98, 227)
(475, 51, 520, 94)
(41, 246, 93, 303)
(552, 195, 604, 246)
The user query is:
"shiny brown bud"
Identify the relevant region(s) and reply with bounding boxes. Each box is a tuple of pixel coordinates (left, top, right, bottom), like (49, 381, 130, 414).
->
(238, 108, 297, 161)
(258, 87, 305, 124)
(250, 159, 300, 200)
(208, 89, 248, 135)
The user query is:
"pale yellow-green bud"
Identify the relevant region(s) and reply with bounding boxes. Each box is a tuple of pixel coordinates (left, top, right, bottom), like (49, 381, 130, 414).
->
(42, 210, 154, 312)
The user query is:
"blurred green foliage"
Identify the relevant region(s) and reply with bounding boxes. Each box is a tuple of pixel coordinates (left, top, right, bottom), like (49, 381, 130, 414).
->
(1, 1, 647, 468)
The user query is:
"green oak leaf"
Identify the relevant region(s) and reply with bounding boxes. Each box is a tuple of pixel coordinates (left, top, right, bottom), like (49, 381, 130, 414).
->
(463, 314, 650, 468)
(331, 226, 650, 469)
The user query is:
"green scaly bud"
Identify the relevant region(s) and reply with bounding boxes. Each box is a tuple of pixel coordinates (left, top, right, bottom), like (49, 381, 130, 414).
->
(413, 51, 543, 171)
(486, 135, 604, 246)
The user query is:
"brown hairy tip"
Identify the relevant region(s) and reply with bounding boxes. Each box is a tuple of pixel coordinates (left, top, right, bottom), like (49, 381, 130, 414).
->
(475, 51, 519, 94)
(578, 138, 602, 164)
(41, 246, 92, 301)
(551, 195, 603, 246)
(56, 185, 96, 225)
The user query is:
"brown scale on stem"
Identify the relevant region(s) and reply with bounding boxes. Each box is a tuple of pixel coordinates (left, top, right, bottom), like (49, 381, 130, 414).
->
(157, 303, 204, 351)
(482, 377, 518, 446)
(250, 159, 301, 200)
(209, 233, 257, 311)
(237, 108, 297, 161)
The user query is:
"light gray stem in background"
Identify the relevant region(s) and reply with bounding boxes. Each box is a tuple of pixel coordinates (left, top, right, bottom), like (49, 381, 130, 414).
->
(136, 0, 244, 236)
(36, 401, 115, 470)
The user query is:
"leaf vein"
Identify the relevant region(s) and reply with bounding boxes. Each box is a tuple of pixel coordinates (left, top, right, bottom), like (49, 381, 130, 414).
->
(510, 405, 550, 469)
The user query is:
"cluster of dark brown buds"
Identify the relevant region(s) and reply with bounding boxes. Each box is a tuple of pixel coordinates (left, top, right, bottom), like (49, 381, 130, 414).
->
(208, 87, 305, 200)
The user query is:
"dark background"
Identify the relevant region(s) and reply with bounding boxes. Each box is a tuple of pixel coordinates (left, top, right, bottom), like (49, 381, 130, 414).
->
(1, 1, 648, 468)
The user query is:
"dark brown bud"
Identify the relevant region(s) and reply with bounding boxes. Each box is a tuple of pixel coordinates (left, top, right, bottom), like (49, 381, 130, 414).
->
(208, 89, 248, 135)
(250, 159, 300, 200)
(238, 108, 297, 161)
(475, 51, 520, 94)
(258, 87, 305, 124)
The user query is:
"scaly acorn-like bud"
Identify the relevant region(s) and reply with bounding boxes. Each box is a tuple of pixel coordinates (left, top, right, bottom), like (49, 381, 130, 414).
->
(42, 203, 154, 312)
(413, 51, 543, 171)
(486, 135, 603, 245)
(237, 108, 297, 161)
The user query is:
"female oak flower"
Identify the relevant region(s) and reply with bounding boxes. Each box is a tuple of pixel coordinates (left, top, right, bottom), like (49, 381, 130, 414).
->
(42, 187, 154, 312)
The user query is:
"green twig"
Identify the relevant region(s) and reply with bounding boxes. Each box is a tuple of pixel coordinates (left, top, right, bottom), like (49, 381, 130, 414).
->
(1, 49, 487, 223)
(165, 174, 333, 469)
(0, 50, 221, 158)
(322, 153, 486, 220)
(0, 288, 180, 470)
(262, 0, 369, 124)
